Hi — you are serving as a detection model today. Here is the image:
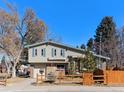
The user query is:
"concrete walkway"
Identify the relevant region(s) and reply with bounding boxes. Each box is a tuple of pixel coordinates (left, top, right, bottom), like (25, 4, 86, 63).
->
(0, 78, 124, 92)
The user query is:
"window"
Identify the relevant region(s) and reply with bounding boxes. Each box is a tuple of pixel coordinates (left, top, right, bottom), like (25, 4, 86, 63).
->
(60, 49, 65, 57)
(41, 49, 44, 56)
(57, 65, 65, 70)
(35, 49, 37, 56)
(54, 49, 57, 56)
(41, 48, 46, 57)
(51, 48, 57, 57)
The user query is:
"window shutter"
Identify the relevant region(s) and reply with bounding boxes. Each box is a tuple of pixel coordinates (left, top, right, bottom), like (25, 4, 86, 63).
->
(63, 49, 65, 57)
(32, 48, 34, 57)
(44, 48, 46, 57)
(52, 48, 54, 57)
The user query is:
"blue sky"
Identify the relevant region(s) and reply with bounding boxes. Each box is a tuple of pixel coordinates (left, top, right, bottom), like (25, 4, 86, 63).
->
(0, 0, 124, 47)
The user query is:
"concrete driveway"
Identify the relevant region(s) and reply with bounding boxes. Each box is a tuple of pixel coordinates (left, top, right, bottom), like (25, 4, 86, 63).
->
(0, 78, 124, 92)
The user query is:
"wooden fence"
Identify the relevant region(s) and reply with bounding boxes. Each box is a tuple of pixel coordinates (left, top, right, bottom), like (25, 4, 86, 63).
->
(57, 71, 82, 84)
(105, 70, 124, 85)
(36, 70, 124, 85)
(83, 70, 124, 85)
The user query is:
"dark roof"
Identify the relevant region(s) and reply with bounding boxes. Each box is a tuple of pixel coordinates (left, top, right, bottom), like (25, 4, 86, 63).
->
(25, 41, 85, 53)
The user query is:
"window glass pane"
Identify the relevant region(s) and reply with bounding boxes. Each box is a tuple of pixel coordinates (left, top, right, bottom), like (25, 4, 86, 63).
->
(35, 49, 37, 56)
(41, 48, 46, 57)
(60, 50, 63, 56)
(54, 49, 56, 56)
(41, 49, 43, 56)
(57, 65, 65, 69)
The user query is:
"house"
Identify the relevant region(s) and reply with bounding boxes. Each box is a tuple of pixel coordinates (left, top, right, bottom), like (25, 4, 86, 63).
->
(25, 41, 110, 79)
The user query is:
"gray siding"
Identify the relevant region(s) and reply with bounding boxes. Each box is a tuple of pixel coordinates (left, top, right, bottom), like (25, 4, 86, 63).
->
(28, 44, 85, 63)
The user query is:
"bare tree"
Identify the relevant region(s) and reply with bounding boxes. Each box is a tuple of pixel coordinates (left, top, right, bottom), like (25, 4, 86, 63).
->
(0, 2, 47, 77)
(116, 27, 124, 69)
(45, 31, 63, 43)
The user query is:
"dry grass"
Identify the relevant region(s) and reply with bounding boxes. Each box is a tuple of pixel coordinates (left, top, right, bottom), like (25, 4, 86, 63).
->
(54, 77, 82, 85)
(7, 77, 25, 84)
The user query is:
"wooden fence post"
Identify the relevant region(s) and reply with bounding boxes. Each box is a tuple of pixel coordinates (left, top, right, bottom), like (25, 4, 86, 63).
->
(4, 75, 7, 86)
(58, 71, 63, 84)
(83, 72, 93, 86)
(103, 70, 107, 85)
(36, 73, 38, 84)
(36, 73, 43, 85)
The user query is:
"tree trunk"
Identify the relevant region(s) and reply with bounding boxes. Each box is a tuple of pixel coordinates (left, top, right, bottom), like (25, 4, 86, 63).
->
(7, 67, 10, 74)
(11, 49, 23, 78)
(12, 65, 16, 78)
(4, 61, 10, 74)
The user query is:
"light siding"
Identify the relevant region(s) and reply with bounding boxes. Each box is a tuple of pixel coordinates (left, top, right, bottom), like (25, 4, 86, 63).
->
(28, 44, 85, 63)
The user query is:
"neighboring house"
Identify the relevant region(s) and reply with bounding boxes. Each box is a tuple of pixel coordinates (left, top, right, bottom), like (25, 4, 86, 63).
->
(25, 41, 110, 79)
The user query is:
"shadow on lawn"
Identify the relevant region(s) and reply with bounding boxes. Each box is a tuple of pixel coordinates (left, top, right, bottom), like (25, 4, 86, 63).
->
(30, 81, 83, 86)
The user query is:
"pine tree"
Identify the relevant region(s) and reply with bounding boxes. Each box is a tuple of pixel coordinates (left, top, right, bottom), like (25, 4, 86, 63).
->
(76, 46, 79, 48)
(87, 38, 94, 51)
(68, 56, 75, 74)
(94, 16, 118, 68)
(80, 44, 86, 49)
(84, 49, 96, 72)
(94, 16, 116, 55)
